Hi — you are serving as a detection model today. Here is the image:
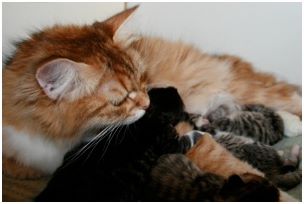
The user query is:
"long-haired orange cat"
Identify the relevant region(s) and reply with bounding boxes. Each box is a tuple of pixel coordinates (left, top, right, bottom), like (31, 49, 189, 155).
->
(3, 7, 301, 178)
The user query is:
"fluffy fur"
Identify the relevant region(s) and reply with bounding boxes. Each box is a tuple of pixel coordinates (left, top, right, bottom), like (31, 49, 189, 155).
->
(129, 38, 301, 117)
(186, 131, 297, 201)
(3, 7, 149, 178)
(203, 104, 285, 145)
(3, 7, 301, 178)
(190, 104, 301, 190)
(35, 88, 280, 201)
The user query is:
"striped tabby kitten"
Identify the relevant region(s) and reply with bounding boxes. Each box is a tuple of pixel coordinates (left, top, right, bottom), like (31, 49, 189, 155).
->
(205, 104, 284, 145)
(213, 133, 301, 190)
(192, 104, 302, 190)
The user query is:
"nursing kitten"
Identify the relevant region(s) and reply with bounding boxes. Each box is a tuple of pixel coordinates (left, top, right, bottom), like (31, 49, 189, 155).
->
(191, 104, 301, 190)
(186, 132, 297, 201)
(149, 154, 279, 202)
(204, 104, 300, 144)
(3, 6, 301, 178)
(214, 133, 301, 190)
(36, 88, 280, 201)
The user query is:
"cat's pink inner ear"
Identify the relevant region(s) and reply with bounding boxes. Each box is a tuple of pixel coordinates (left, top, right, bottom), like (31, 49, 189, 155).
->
(36, 58, 78, 100)
(102, 6, 138, 37)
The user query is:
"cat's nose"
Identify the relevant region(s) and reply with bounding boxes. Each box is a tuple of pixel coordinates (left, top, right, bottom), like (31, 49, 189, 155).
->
(140, 97, 150, 110)
(129, 92, 150, 110)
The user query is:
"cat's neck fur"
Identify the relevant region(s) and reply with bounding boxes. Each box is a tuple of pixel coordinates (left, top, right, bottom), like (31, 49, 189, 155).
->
(3, 125, 76, 174)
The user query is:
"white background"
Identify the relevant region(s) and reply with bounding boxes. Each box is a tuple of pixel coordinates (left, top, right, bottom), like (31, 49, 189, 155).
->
(126, 3, 301, 85)
(2, 3, 301, 85)
(3, 2, 124, 58)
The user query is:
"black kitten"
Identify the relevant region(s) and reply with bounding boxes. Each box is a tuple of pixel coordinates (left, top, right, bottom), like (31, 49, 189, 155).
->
(35, 88, 220, 201)
(35, 88, 280, 201)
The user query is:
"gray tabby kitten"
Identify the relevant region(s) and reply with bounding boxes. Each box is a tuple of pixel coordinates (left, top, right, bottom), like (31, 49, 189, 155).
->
(214, 133, 301, 190)
(207, 104, 284, 145)
(192, 104, 301, 190)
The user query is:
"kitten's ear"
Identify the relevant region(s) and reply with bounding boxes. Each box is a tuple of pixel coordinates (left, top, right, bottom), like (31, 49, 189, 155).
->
(36, 58, 89, 100)
(95, 6, 138, 39)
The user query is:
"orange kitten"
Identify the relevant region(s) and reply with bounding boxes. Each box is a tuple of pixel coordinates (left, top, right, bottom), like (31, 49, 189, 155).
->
(186, 132, 263, 178)
(186, 131, 298, 202)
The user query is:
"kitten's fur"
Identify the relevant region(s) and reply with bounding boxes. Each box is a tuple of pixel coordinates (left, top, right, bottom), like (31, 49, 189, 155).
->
(3, 7, 301, 178)
(204, 104, 285, 145)
(214, 133, 301, 190)
(186, 131, 297, 201)
(149, 154, 279, 202)
(36, 88, 280, 201)
(191, 104, 301, 190)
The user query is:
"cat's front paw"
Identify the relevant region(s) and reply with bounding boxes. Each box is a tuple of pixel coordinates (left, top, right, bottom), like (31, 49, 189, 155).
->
(276, 111, 302, 137)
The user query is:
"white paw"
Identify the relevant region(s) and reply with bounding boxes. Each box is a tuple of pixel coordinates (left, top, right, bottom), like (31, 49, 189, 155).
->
(276, 111, 302, 137)
(193, 116, 209, 128)
(277, 150, 284, 157)
(290, 144, 301, 162)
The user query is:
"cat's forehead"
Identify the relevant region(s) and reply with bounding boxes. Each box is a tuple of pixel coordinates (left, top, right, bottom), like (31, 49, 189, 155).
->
(102, 70, 141, 91)
(36, 25, 138, 73)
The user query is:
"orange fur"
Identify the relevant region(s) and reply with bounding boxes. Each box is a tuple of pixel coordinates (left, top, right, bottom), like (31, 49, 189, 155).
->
(186, 133, 297, 201)
(186, 133, 263, 178)
(3, 7, 301, 180)
(3, 8, 149, 178)
(2, 156, 44, 179)
(174, 121, 194, 137)
(129, 37, 301, 117)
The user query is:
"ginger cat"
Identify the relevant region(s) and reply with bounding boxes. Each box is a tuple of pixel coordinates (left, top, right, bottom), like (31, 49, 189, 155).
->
(3, 7, 301, 178)
(3, 7, 150, 178)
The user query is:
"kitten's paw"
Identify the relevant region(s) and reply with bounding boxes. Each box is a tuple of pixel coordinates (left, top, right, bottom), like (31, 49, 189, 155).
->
(281, 145, 301, 171)
(190, 115, 216, 134)
(193, 116, 210, 127)
(277, 150, 284, 157)
(276, 111, 302, 137)
(290, 144, 301, 165)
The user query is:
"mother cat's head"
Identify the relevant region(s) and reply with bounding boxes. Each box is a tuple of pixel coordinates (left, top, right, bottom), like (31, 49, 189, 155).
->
(3, 7, 148, 140)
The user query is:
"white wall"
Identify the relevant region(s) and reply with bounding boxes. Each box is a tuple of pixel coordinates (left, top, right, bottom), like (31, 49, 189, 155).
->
(3, 2, 124, 58)
(3, 3, 301, 85)
(126, 3, 301, 85)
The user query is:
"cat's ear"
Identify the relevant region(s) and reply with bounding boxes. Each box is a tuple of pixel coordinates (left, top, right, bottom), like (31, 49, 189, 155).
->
(36, 58, 90, 101)
(95, 6, 138, 40)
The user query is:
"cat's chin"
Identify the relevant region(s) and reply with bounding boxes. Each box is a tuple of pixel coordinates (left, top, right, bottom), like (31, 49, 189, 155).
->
(123, 109, 146, 125)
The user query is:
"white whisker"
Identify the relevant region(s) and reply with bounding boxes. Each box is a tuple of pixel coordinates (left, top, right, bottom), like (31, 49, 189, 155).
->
(62, 125, 114, 168)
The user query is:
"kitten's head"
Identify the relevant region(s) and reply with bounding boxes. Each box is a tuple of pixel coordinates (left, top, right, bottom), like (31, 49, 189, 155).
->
(219, 174, 279, 202)
(3, 7, 149, 138)
(145, 87, 186, 125)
